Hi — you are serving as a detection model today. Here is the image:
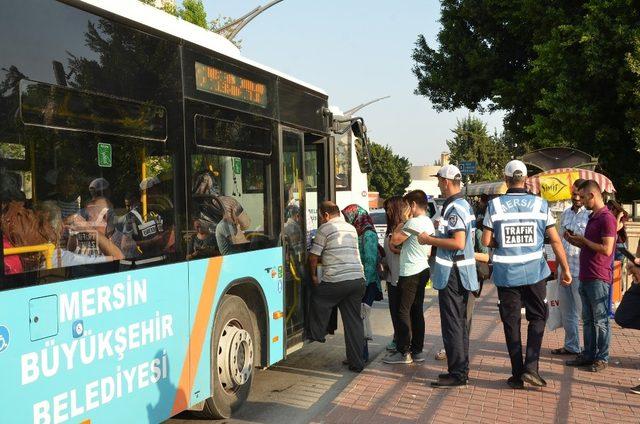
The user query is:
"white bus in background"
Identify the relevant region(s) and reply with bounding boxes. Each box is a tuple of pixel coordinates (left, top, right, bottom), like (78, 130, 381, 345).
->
(331, 105, 371, 211)
(302, 106, 372, 242)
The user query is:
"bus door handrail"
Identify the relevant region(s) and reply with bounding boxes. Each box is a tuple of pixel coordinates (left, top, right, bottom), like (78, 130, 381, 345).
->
(4, 243, 56, 269)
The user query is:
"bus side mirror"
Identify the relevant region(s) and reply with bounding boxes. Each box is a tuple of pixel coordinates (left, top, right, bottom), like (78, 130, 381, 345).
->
(351, 120, 365, 139)
(351, 119, 372, 173)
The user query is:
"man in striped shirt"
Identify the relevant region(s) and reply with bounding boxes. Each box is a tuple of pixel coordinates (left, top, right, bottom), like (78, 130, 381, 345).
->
(552, 179, 589, 356)
(308, 201, 366, 372)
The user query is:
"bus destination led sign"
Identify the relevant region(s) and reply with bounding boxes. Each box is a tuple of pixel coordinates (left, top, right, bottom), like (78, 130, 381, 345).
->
(195, 62, 267, 107)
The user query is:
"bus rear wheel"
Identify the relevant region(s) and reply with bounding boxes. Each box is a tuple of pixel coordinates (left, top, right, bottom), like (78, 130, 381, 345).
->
(204, 294, 255, 419)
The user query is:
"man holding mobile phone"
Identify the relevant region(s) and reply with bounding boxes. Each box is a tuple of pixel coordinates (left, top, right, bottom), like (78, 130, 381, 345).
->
(564, 180, 616, 373)
(552, 179, 589, 356)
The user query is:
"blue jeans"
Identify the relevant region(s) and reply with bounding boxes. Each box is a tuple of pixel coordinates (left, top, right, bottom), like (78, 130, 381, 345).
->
(579, 280, 611, 362)
(558, 277, 581, 353)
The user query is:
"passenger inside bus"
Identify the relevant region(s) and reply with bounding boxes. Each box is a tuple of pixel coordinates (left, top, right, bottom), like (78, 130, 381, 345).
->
(215, 196, 250, 255)
(1, 174, 27, 274)
(186, 217, 217, 259)
(45, 171, 81, 219)
(284, 203, 304, 280)
(191, 161, 262, 256)
(88, 177, 110, 200)
(133, 176, 175, 257)
(37, 200, 123, 268)
(80, 196, 138, 259)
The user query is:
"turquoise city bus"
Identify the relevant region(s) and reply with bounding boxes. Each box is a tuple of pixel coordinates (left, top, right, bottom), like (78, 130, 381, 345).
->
(0, 0, 375, 422)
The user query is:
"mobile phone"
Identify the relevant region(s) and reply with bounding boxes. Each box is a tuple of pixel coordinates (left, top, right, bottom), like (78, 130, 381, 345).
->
(564, 227, 574, 235)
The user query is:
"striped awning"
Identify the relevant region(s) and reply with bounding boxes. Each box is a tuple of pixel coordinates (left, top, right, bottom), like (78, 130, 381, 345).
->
(464, 181, 507, 196)
(526, 168, 615, 201)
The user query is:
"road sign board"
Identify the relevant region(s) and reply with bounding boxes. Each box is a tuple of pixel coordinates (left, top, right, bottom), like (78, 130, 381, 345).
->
(459, 161, 477, 175)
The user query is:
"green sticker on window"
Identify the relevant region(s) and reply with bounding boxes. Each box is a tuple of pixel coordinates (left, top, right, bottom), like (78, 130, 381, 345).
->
(232, 158, 241, 175)
(97, 143, 112, 168)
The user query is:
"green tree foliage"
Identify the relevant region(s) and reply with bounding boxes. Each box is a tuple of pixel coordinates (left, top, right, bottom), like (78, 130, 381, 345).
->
(447, 116, 510, 183)
(412, 0, 640, 198)
(139, 1, 242, 48)
(368, 142, 411, 199)
(179, 0, 208, 29)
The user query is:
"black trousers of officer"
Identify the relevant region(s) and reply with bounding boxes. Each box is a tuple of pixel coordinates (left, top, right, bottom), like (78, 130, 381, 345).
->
(439, 266, 470, 380)
(497, 279, 548, 378)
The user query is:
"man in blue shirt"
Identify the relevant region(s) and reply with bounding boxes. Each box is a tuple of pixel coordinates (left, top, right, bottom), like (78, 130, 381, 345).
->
(482, 160, 571, 389)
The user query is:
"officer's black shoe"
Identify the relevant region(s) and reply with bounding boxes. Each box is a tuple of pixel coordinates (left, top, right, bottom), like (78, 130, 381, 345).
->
(348, 365, 363, 373)
(438, 373, 468, 381)
(521, 370, 547, 387)
(507, 376, 525, 389)
(565, 354, 594, 367)
(431, 375, 467, 388)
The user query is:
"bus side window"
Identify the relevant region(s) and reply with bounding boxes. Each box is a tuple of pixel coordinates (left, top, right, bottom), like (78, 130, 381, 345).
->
(189, 154, 270, 258)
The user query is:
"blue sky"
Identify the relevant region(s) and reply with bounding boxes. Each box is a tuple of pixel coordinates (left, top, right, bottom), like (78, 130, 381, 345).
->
(201, 0, 505, 166)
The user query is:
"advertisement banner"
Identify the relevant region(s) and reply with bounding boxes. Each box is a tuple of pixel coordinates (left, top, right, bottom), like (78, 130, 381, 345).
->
(539, 171, 580, 201)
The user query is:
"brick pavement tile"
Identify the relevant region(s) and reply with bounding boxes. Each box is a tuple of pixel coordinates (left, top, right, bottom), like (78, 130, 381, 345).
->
(311, 283, 640, 424)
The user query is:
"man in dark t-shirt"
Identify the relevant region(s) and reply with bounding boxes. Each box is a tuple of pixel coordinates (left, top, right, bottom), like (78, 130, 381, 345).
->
(564, 180, 616, 373)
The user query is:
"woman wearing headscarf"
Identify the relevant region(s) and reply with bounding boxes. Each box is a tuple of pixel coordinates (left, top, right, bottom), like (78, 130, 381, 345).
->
(342, 204, 383, 341)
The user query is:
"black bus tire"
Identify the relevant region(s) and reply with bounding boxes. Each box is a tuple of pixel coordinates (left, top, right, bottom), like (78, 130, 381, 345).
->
(203, 294, 256, 419)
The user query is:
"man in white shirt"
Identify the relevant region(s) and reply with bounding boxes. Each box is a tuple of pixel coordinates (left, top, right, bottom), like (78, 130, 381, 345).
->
(553, 179, 589, 356)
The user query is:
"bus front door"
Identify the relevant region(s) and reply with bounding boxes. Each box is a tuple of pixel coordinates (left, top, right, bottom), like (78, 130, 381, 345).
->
(281, 128, 307, 352)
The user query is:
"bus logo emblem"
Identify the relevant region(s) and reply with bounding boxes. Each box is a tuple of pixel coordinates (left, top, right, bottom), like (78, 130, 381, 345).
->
(0, 325, 10, 353)
(72, 320, 84, 338)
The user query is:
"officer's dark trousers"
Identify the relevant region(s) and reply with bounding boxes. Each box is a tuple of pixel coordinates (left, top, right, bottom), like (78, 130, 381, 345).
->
(615, 283, 640, 330)
(497, 279, 548, 378)
(308, 278, 366, 370)
(439, 267, 470, 379)
(397, 268, 430, 355)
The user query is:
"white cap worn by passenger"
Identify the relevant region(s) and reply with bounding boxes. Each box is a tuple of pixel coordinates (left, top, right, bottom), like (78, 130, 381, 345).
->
(89, 177, 110, 192)
(434, 164, 462, 181)
(504, 160, 528, 177)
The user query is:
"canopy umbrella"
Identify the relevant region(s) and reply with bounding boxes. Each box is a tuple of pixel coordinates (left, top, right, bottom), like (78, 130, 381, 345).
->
(464, 180, 507, 196)
(526, 168, 615, 201)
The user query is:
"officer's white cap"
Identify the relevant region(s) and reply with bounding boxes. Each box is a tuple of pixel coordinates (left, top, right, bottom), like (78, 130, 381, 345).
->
(434, 164, 462, 181)
(504, 160, 528, 177)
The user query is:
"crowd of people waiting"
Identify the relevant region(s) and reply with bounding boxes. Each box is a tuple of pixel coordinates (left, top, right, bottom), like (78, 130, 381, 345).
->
(306, 160, 640, 393)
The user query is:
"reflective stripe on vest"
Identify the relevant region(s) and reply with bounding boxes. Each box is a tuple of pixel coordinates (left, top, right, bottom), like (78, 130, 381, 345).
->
(435, 256, 476, 268)
(493, 250, 544, 264)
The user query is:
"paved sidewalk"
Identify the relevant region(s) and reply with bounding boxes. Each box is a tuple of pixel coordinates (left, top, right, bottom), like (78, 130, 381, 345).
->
(311, 283, 640, 424)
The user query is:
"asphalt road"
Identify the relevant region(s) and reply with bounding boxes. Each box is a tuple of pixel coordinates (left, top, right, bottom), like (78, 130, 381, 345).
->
(166, 291, 423, 424)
